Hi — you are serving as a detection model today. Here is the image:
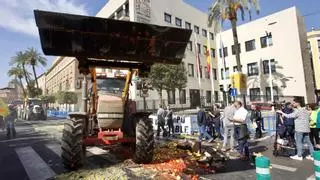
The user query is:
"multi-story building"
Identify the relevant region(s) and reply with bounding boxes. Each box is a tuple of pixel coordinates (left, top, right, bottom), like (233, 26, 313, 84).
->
(97, 0, 219, 109)
(307, 29, 320, 103)
(216, 7, 316, 104)
(45, 57, 83, 110)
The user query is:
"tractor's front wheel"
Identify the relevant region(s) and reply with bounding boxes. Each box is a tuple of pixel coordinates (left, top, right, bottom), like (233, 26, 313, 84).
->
(61, 114, 85, 170)
(134, 116, 154, 163)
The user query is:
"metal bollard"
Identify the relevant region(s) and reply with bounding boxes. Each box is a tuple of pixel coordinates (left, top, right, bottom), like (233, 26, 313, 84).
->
(255, 156, 271, 180)
(314, 151, 320, 180)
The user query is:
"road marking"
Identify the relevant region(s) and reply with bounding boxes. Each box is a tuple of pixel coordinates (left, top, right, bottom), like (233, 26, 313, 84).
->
(306, 174, 315, 180)
(271, 163, 297, 172)
(45, 143, 61, 157)
(86, 146, 108, 156)
(0, 136, 48, 143)
(15, 146, 56, 180)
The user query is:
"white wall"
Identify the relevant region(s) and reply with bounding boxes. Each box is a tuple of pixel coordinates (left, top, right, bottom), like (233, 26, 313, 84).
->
(216, 7, 314, 103)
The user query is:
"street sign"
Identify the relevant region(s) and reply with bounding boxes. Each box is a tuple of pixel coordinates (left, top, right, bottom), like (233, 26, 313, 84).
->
(231, 88, 237, 97)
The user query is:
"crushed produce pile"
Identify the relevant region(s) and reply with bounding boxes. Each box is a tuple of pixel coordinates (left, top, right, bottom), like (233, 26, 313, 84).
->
(143, 141, 225, 179)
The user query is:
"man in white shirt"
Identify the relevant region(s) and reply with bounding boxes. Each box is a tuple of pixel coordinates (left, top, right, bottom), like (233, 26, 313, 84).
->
(230, 101, 249, 160)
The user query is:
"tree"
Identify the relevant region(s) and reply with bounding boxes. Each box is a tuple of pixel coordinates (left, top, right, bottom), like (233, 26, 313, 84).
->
(149, 64, 167, 104)
(40, 95, 56, 104)
(10, 51, 32, 86)
(27, 80, 42, 98)
(149, 63, 188, 105)
(25, 47, 47, 89)
(7, 66, 28, 98)
(56, 91, 78, 111)
(208, 0, 260, 72)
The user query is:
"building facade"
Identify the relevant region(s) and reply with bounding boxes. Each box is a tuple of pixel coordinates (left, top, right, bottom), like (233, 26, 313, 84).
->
(216, 7, 316, 104)
(307, 29, 320, 102)
(97, 0, 219, 109)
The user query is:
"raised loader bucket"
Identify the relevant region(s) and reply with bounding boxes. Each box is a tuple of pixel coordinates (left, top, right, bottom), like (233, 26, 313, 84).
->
(33, 10, 192, 65)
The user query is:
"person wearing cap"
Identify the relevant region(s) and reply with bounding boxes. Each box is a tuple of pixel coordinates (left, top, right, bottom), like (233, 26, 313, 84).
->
(5, 104, 17, 139)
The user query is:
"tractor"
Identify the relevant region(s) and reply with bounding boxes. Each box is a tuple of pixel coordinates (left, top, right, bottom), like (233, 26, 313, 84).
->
(34, 10, 192, 170)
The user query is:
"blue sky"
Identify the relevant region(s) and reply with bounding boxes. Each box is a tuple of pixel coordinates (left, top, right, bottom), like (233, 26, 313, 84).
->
(0, 0, 319, 88)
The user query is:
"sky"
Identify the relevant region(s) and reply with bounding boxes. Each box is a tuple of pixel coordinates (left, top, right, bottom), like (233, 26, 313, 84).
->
(0, 0, 319, 88)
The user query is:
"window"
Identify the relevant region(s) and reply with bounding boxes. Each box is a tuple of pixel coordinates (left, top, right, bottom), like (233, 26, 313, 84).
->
(194, 25, 199, 34)
(188, 63, 194, 77)
(197, 43, 201, 54)
(225, 68, 230, 79)
(185, 22, 191, 29)
(214, 91, 218, 102)
(187, 41, 193, 51)
(76, 79, 82, 89)
(168, 89, 176, 104)
(204, 67, 210, 79)
(219, 47, 228, 57)
(231, 43, 241, 55)
(220, 68, 224, 80)
(260, 36, 268, 48)
(249, 88, 261, 101)
(266, 86, 279, 101)
(179, 89, 186, 104)
(175, 17, 182, 27)
(211, 48, 215, 57)
(203, 45, 207, 55)
(307, 41, 311, 51)
(233, 65, 242, 72)
(210, 32, 214, 40)
(199, 66, 203, 78)
(262, 59, 276, 74)
(213, 68, 217, 80)
(206, 91, 212, 103)
(164, 13, 171, 23)
(245, 39, 256, 52)
(202, 29, 207, 37)
(247, 62, 259, 76)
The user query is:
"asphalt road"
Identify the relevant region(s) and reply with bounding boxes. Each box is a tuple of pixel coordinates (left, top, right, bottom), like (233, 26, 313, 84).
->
(202, 136, 315, 180)
(0, 120, 316, 180)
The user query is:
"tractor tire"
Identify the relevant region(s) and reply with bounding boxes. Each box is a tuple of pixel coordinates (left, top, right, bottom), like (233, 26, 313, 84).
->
(134, 116, 154, 164)
(61, 115, 84, 170)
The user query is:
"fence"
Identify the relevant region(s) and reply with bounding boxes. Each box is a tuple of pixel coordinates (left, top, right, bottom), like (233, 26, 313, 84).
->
(47, 110, 69, 118)
(135, 95, 304, 112)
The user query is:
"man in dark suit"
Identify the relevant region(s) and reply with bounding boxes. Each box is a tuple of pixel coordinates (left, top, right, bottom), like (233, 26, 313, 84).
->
(197, 106, 213, 142)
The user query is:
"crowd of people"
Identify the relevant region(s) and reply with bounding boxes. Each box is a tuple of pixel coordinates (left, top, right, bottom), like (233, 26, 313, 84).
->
(155, 98, 320, 162)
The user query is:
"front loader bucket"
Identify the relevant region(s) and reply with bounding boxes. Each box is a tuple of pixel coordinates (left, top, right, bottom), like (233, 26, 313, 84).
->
(33, 10, 192, 65)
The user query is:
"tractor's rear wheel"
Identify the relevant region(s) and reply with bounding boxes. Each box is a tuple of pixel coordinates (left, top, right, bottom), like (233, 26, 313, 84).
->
(61, 115, 84, 170)
(134, 116, 154, 163)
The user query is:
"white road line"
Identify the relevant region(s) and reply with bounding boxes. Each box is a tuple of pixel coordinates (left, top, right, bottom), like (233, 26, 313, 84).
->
(0, 136, 48, 143)
(15, 146, 56, 180)
(45, 143, 61, 157)
(306, 174, 315, 180)
(86, 147, 108, 157)
(271, 163, 297, 172)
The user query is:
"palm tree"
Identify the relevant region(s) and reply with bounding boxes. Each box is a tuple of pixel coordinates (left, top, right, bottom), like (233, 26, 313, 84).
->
(10, 51, 32, 86)
(7, 66, 29, 98)
(25, 47, 47, 89)
(208, 0, 260, 72)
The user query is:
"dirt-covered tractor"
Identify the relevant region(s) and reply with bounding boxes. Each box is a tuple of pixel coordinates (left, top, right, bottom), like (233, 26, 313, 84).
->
(23, 98, 47, 121)
(34, 10, 191, 170)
